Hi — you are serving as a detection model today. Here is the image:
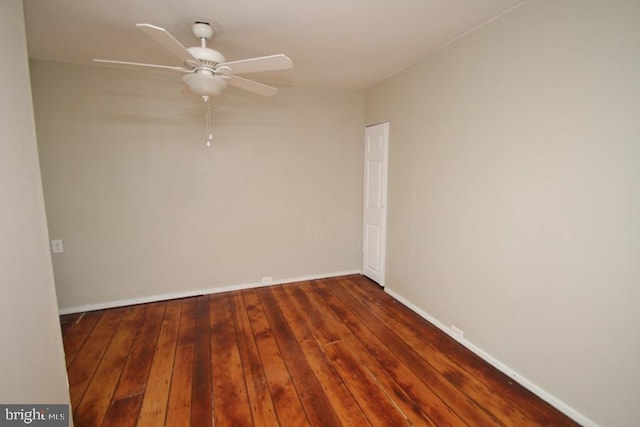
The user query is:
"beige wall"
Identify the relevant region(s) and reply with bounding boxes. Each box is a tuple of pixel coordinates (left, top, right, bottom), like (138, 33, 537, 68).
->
(365, 0, 639, 425)
(0, 0, 71, 410)
(31, 60, 363, 311)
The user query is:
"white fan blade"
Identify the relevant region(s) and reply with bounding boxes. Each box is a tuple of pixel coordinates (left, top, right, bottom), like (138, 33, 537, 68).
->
(219, 54, 292, 75)
(93, 59, 189, 72)
(136, 23, 200, 64)
(225, 75, 278, 96)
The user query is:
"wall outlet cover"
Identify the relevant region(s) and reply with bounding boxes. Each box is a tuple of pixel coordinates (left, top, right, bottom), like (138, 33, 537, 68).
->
(51, 239, 64, 254)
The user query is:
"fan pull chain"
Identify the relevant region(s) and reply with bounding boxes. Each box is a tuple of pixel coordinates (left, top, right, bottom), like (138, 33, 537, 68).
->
(203, 96, 213, 147)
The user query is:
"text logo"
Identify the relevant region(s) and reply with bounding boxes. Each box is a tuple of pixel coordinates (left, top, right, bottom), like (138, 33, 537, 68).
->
(0, 405, 68, 426)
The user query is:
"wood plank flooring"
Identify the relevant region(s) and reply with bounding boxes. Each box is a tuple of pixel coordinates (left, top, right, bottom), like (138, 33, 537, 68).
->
(61, 275, 579, 426)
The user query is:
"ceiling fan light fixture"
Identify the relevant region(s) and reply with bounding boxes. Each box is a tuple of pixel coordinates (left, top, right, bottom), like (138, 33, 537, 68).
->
(95, 22, 290, 99)
(183, 72, 228, 97)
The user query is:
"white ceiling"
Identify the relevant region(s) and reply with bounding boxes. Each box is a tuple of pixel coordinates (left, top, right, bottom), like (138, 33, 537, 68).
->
(23, 0, 526, 90)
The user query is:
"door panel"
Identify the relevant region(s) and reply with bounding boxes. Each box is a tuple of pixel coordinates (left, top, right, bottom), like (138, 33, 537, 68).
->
(362, 122, 389, 284)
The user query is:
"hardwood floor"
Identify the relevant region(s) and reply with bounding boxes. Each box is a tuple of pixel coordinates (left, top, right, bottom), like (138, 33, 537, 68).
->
(61, 275, 578, 426)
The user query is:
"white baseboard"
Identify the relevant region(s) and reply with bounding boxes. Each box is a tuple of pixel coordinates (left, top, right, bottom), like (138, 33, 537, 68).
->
(384, 287, 598, 427)
(58, 269, 360, 315)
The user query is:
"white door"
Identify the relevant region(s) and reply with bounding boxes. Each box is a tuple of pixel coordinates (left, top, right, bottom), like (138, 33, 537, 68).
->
(362, 122, 389, 285)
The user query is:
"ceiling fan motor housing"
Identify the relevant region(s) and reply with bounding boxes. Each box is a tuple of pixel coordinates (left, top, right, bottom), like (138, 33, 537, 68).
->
(187, 46, 225, 65)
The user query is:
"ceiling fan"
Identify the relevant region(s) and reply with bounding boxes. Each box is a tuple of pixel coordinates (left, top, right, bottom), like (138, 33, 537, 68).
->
(95, 21, 292, 99)
(94, 21, 293, 146)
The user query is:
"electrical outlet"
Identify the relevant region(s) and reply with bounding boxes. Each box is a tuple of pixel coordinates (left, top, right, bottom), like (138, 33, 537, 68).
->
(450, 325, 464, 341)
(261, 276, 273, 285)
(51, 239, 64, 254)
